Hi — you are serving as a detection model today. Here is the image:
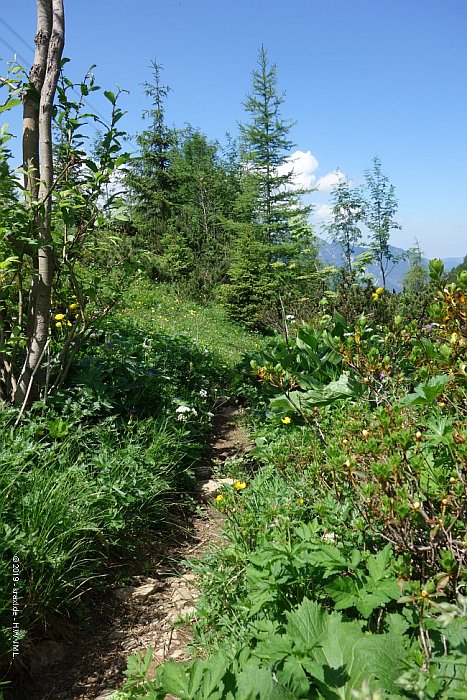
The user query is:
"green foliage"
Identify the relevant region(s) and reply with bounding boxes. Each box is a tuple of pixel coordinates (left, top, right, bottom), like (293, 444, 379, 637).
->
(220, 225, 277, 329)
(0, 287, 255, 663)
(119, 278, 260, 369)
(158, 128, 240, 294)
(114, 269, 466, 700)
(119, 596, 467, 698)
(221, 46, 320, 328)
(239, 46, 298, 242)
(0, 60, 129, 404)
(248, 313, 361, 419)
(125, 60, 176, 242)
(363, 156, 402, 288)
(126, 65, 241, 296)
(447, 254, 467, 283)
(395, 246, 432, 324)
(325, 177, 364, 273)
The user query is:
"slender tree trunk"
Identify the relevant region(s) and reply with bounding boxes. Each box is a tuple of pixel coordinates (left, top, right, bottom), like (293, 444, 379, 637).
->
(14, 0, 65, 406)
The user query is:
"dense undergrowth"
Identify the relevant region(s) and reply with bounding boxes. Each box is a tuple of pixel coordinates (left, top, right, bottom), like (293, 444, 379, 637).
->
(2, 27, 466, 700)
(0, 281, 256, 678)
(117, 264, 467, 699)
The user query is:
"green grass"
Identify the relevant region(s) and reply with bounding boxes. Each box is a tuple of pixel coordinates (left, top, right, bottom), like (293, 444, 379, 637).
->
(119, 278, 261, 369)
(0, 282, 260, 670)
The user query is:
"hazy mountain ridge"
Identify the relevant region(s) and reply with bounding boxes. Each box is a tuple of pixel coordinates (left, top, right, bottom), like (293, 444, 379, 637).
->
(316, 239, 463, 291)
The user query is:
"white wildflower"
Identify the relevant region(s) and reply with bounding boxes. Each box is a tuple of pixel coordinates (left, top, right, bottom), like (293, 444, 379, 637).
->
(175, 405, 197, 418)
(199, 389, 208, 398)
(322, 532, 337, 543)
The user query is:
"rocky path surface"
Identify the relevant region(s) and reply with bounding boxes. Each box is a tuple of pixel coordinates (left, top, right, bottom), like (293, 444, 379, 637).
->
(10, 404, 250, 700)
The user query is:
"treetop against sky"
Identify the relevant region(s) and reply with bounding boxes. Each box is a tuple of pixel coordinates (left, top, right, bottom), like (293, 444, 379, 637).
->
(1, 0, 466, 258)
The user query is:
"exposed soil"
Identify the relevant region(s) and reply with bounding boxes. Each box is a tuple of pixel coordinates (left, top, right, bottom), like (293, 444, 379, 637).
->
(6, 403, 251, 700)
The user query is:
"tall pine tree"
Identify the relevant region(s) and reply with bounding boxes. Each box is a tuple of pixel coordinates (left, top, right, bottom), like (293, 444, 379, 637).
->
(126, 61, 175, 249)
(224, 46, 317, 327)
(239, 46, 311, 246)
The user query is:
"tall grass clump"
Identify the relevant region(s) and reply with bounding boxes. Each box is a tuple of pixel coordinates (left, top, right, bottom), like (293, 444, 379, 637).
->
(1, 288, 257, 668)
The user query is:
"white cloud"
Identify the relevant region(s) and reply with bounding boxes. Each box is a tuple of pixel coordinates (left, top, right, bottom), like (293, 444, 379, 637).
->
(314, 204, 333, 221)
(316, 169, 346, 192)
(277, 149, 319, 190)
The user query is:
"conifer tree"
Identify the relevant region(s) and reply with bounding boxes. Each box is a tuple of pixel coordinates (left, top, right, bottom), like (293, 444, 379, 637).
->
(402, 244, 428, 293)
(224, 46, 317, 327)
(239, 46, 310, 246)
(126, 61, 175, 247)
(156, 127, 240, 293)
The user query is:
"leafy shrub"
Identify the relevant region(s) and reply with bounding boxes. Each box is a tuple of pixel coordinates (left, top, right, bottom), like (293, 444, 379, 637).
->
(0, 301, 235, 663)
(117, 594, 467, 698)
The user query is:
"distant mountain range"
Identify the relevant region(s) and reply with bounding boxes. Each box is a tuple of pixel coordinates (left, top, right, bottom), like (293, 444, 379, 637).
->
(316, 239, 463, 292)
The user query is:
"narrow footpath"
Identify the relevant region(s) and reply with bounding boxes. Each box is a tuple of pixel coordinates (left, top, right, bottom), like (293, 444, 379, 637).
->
(10, 404, 250, 700)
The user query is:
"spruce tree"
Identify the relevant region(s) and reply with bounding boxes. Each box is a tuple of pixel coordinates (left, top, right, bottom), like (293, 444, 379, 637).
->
(158, 127, 240, 293)
(239, 46, 311, 246)
(224, 46, 317, 327)
(126, 61, 175, 248)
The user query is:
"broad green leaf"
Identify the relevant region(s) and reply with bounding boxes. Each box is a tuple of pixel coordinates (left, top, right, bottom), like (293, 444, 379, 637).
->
(104, 90, 116, 105)
(84, 159, 99, 173)
(366, 544, 393, 581)
(399, 374, 452, 406)
(0, 97, 21, 113)
(277, 658, 310, 697)
(285, 599, 406, 696)
(237, 662, 292, 699)
(158, 660, 190, 698)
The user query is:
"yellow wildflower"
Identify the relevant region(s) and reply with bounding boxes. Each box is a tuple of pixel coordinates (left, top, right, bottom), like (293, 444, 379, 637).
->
(54, 313, 65, 321)
(55, 322, 62, 328)
(375, 287, 384, 296)
(281, 416, 292, 425)
(215, 494, 224, 502)
(234, 480, 247, 490)
(297, 498, 304, 505)
(371, 293, 380, 301)
(69, 303, 79, 311)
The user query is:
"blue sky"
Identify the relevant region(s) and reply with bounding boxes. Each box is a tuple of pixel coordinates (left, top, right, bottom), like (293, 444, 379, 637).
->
(1, 0, 466, 258)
